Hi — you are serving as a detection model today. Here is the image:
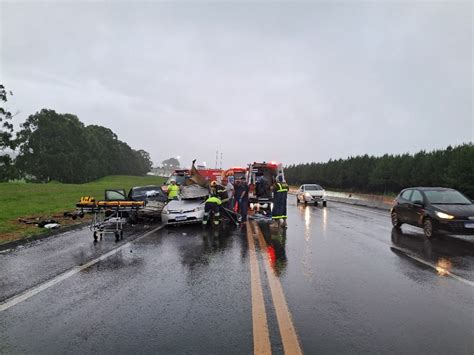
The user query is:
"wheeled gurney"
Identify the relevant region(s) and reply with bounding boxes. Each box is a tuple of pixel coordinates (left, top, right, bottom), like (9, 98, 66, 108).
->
(76, 199, 144, 242)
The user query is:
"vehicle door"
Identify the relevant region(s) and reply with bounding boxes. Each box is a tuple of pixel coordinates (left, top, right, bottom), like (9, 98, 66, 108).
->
(407, 189, 425, 226)
(397, 189, 413, 222)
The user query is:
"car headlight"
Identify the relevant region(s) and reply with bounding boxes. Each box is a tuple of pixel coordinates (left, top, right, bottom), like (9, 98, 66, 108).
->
(435, 211, 455, 220)
(305, 192, 311, 198)
(162, 208, 169, 215)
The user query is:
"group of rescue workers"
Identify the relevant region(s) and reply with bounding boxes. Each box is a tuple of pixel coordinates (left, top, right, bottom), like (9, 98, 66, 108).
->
(166, 174, 288, 227)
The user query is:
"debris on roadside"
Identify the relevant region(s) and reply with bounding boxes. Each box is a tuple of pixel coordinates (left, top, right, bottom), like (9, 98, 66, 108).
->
(43, 223, 61, 229)
(17, 213, 87, 230)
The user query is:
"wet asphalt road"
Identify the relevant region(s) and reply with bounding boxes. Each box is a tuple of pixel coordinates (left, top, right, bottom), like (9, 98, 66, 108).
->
(1, 201, 473, 354)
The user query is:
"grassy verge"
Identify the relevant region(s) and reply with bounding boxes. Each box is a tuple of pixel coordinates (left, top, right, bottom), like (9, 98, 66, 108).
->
(0, 175, 165, 244)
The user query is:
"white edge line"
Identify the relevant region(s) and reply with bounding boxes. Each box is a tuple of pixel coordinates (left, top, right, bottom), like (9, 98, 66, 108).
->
(391, 245, 474, 287)
(0, 225, 164, 312)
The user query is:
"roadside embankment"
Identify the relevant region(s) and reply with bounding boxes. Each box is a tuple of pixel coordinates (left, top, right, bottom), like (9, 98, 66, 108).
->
(325, 191, 393, 210)
(0, 175, 166, 245)
(289, 188, 393, 210)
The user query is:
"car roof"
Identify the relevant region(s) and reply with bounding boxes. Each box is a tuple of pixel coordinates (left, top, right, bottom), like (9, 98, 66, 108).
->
(131, 185, 162, 189)
(403, 187, 456, 191)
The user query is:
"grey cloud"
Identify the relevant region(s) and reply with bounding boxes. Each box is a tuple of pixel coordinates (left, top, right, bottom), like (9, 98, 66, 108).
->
(1, 1, 472, 168)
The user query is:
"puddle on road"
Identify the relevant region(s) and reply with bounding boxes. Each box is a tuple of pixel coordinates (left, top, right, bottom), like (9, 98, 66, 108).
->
(390, 227, 474, 279)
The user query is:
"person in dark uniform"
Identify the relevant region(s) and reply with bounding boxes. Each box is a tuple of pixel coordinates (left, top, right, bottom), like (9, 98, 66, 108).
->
(238, 177, 249, 223)
(203, 181, 228, 225)
(272, 175, 289, 227)
(202, 180, 242, 226)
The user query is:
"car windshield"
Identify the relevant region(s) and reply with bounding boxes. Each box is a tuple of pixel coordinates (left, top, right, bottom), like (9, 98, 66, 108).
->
(131, 186, 164, 199)
(424, 190, 471, 205)
(304, 185, 323, 191)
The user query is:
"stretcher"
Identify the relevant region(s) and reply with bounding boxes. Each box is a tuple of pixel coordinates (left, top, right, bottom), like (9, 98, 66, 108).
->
(76, 198, 144, 242)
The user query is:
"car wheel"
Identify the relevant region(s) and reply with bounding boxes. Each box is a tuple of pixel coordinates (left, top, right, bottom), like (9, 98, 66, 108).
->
(391, 212, 402, 228)
(314, 201, 318, 207)
(423, 218, 437, 239)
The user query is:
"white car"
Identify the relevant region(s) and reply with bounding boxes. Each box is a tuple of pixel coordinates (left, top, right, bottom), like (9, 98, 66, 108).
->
(161, 198, 206, 225)
(297, 184, 327, 207)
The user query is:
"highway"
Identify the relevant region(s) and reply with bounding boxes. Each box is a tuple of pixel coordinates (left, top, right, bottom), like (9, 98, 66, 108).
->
(1, 201, 473, 354)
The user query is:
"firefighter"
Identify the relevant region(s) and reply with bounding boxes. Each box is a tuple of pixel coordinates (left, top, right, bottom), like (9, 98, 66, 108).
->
(203, 181, 228, 225)
(167, 179, 180, 200)
(272, 175, 289, 227)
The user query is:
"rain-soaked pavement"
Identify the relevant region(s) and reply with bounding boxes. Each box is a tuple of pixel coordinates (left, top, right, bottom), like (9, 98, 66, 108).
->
(1, 201, 473, 354)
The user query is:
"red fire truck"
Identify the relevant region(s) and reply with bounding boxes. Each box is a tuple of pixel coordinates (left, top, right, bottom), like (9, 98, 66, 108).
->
(221, 166, 248, 185)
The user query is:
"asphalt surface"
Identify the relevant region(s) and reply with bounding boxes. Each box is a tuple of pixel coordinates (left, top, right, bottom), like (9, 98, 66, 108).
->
(1, 201, 473, 354)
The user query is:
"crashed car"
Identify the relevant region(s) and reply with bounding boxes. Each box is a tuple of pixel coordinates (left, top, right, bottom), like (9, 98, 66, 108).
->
(161, 198, 206, 225)
(161, 184, 209, 225)
(128, 185, 168, 219)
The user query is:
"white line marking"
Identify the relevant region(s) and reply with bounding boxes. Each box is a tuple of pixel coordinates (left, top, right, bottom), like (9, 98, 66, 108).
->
(391, 245, 474, 287)
(0, 225, 164, 312)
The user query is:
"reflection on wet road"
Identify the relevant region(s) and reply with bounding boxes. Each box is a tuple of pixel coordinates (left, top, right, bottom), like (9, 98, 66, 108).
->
(1, 201, 473, 354)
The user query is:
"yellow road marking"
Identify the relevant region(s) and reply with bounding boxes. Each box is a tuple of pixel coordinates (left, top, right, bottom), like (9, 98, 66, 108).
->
(246, 222, 272, 355)
(252, 221, 303, 355)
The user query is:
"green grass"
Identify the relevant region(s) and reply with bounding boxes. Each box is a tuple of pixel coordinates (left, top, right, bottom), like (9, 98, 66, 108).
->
(0, 175, 166, 243)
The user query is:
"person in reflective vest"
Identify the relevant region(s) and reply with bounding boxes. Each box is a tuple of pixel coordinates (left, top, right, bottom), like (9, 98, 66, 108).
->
(167, 180, 180, 200)
(203, 181, 228, 225)
(272, 175, 289, 227)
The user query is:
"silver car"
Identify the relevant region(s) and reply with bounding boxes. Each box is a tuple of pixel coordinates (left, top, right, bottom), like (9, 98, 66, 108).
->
(297, 184, 327, 206)
(161, 198, 206, 225)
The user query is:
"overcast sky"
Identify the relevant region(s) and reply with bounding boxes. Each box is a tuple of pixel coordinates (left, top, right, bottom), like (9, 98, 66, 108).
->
(1, 1, 472, 168)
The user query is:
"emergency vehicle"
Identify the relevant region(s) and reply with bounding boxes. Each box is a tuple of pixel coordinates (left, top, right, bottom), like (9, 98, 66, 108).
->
(247, 162, 285, 213)
(221, 166, 248, 185)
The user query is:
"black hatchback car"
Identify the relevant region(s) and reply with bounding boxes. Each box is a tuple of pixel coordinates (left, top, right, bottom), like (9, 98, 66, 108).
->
(391, 187, 474, 238)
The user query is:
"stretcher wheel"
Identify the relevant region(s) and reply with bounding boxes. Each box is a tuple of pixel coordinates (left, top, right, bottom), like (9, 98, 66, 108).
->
(115, 232, 120, 242)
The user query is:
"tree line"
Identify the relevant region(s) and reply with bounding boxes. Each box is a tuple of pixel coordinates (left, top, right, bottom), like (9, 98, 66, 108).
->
(285, 143, 474, 198)
(1, 86, 152, 183)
